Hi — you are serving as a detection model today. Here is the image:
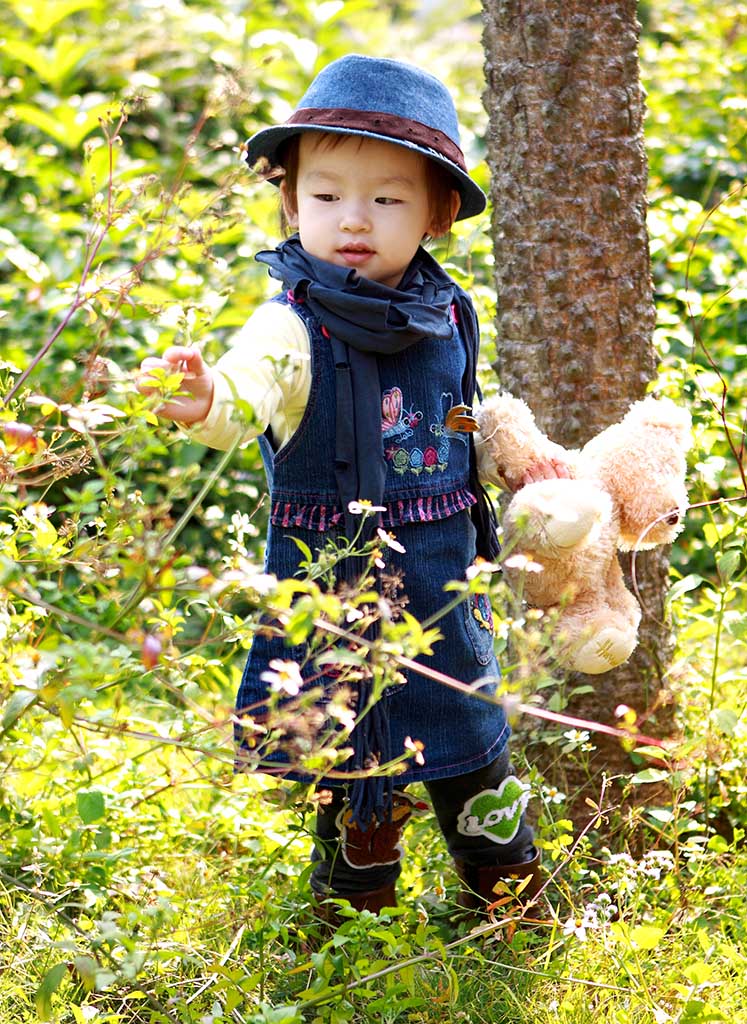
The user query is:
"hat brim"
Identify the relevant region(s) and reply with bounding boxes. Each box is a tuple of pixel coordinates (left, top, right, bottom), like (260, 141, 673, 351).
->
(243, 124, 487, 222)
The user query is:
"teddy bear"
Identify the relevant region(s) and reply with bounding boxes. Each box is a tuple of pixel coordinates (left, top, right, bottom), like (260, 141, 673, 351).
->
(474, 392, 692, 674)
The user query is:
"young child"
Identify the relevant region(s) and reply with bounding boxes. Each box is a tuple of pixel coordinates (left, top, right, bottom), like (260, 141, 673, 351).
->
(140, 54, 564, 916)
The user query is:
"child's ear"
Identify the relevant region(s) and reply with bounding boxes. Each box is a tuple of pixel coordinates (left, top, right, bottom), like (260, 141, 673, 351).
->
(280, 181, 299, 229)
(428, 190, 461, 238)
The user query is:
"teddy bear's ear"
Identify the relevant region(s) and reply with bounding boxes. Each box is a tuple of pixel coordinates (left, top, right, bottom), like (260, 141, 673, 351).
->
(617, 478, 690, 551)
(583, 396, 692, 551)
(624, 396, 693, 452)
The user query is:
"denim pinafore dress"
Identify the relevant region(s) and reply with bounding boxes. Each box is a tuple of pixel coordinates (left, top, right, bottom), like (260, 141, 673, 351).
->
(236, 291, 509, 784)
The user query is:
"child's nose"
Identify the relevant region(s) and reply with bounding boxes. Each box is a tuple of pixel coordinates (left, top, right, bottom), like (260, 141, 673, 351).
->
(339, 202, 371, 232)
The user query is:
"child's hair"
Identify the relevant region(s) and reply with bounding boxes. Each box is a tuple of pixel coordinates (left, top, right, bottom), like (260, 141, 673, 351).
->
(277, 132, 459, 239)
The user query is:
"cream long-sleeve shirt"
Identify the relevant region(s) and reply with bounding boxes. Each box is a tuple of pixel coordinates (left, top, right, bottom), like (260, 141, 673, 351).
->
(188, 301, 310, 451)
(189, 299, 499, 484)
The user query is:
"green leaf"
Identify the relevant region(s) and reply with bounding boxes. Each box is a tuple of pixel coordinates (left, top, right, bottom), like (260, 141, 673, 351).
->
(76, 789, 105, 823)
(284, 607, 315, 646)
(703, 521, 734, 548)
(630, 925, 666, 950)
(634, 745, 669, 759)
(667, 574, 704, 603)
(683, 959, 714, 985)
(72, 956, 97, 991)
(287, 536, 313, 563)
(717, 549, 741, 584)
(0, 227, 50, 283)
(631, 768, 670, 784)
(1, 37, 91, 88)
(248, 1005, 303, 1024)
(710, 707, 739, 735)
(726, 617, 747, 640)
(2, 689, 37, 731)
(35, 963, 68, 1021)
(707, 834, 729, 854)
(10, 100, 113, 149)
(8, 0, 101, 34)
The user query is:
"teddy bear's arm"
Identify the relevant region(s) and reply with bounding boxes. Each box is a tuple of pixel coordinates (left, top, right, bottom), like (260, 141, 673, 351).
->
(475, 393, 575, 491)
(474, 430, 510, 489)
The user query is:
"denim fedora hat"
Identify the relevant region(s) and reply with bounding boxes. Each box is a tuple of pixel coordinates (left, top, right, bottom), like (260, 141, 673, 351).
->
(243, 54, 486, 221)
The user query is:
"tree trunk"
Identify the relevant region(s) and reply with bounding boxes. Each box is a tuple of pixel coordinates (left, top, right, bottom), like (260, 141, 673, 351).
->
(481, 0, 675, 826)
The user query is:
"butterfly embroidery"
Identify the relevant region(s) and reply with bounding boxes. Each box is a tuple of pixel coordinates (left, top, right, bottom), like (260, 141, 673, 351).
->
(381, 387, 423, 443)
(429, 392, 474, 470)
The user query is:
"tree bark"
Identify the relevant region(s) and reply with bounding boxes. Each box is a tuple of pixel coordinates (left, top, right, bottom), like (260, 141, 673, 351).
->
(481, 0, 675, 825)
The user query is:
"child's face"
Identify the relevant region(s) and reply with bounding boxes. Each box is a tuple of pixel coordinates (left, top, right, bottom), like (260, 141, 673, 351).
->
(283, 133, 445, 289)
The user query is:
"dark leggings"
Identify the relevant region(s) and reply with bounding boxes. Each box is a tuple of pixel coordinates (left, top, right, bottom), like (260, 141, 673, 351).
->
(310, 747, 536, 898)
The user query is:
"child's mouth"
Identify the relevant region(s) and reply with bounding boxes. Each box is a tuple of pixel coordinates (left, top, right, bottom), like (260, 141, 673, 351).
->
(338, 245, 375, 267)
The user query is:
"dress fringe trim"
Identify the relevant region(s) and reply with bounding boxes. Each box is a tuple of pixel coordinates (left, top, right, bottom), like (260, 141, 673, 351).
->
(270, 485, 477, 532)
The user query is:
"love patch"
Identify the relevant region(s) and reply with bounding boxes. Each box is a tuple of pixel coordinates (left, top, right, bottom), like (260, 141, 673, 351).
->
(456, 777, 531, 845)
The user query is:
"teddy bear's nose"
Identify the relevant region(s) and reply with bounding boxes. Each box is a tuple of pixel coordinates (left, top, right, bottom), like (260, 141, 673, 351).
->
(666, 512, 680, 525)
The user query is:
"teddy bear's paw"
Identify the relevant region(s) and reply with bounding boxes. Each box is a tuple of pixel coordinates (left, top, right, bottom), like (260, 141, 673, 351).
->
(542, 500, 603, 549)
(568, 625, 637, 675)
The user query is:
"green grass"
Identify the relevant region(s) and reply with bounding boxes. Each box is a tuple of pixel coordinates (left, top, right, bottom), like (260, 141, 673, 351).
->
(3, 682, 747, 1024)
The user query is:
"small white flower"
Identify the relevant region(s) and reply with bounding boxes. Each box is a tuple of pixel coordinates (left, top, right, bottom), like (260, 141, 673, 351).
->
(562, 914, 588, 941)
(64, 400, 125, 432)
(542, 784, 567, 805)
(328, 700, 356, 731)
(229, 511, 253, 534)
(348, 499, 386, 515)
(503, 553, 544, 573)
(13, 651, 57, 688)
(639, 850, 675, 879)
(466, 559, 501, 579)
(581, 905, 599, 929)
(376, 527, 406, 553)
(214, 561, 277, 595)
(404, 736, 425, 765)
(563, 729, 591, 745)
(245, 572, 277, 596)
(589, 892, 615, 920)
(608, 852, 635, 867)
(260, 659, 304, 696)
(22, 502, 55, 525)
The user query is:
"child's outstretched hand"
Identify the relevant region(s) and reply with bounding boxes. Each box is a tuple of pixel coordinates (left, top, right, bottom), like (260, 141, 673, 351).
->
(137, 346, 214, 425)
(518, 457, 573, 488)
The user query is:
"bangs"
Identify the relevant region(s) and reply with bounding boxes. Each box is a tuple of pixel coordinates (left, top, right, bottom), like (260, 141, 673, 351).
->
(277, 131, 459, 237)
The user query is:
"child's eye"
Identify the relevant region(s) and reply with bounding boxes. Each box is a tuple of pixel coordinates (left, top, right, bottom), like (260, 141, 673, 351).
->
(375, 197, 402, 206)
(314, 194, 337, 202)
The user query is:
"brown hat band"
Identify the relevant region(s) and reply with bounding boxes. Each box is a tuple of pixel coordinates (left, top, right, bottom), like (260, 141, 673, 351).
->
(286, 107, 468, 172)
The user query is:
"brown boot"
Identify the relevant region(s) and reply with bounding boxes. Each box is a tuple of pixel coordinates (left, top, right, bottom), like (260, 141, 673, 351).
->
(454, 851, 544, 919)
(313, 881, 397, 927)
(346, 882, 398, 914)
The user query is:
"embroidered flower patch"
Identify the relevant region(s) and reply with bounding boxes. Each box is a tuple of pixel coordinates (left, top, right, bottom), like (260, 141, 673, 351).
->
(471, 592, 494, 633)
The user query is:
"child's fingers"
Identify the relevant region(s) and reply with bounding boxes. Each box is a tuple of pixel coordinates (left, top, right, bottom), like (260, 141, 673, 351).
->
(137, 347, 205, 388)
(519, 458, 573, 486)
(137, 357, 171, 391)
(550, 458, 573, 479)
(160, 346, 206, 377)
